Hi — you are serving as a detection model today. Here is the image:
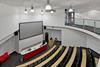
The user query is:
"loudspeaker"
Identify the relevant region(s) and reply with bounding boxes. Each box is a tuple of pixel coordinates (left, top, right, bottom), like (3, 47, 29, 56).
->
(14, 31, 18, 36)
(44, 26, 46, 29)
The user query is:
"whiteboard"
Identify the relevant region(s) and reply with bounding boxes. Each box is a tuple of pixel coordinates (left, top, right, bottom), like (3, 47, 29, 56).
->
(19, 21, 43, 40)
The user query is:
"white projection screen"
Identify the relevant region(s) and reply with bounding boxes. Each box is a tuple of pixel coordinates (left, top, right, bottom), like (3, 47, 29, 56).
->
(19, 21, 43, 40)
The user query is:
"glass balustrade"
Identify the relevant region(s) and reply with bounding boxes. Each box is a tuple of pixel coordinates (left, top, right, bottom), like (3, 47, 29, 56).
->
(66, 18, 100, 35)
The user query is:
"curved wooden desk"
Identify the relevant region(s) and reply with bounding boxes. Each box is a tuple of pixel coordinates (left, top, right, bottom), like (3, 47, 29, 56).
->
(16, 45, 56, 67)
(51, 47, 69, 67)
(81, 49, 87, 67)
(65, 47, 77, 67)
(35, 45, 63, 67)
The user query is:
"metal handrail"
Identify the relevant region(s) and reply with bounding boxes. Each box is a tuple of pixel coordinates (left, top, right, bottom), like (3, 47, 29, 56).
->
(0, 30, 18, 45)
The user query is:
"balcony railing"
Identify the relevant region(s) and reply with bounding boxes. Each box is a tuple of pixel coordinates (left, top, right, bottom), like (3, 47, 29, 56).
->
(66, 18, 100, 35)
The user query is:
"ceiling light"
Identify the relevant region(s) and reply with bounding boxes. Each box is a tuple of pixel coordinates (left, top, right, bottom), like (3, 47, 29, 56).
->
(68, 7, 74, 12)
(41, 10, 44, 14)
(45, 0, 52, 10)
(50, 10, 54, 13)
(24, 8, 28, 14)
(45, 4, 52, 10)
(30, 6, 34, 12)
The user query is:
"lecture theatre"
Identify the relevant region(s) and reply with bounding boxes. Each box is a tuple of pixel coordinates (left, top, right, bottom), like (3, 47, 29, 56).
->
(0, 0, 100, 67)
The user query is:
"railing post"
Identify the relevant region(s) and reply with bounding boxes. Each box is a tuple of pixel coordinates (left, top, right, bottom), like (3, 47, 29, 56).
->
(94, 20, 96, 32)
(83, 19, 85, 29)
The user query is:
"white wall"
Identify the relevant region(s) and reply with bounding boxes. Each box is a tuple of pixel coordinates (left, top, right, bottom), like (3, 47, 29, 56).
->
(0, 3, 19, 41)
(62, 29, 87, 47)
(61, 27, 100, 54)
(0, 4, 19, 55)
(17, 8, 65, 27)
(44, 29, 61, 41)
(87, 35, 100, 54)
(0, 36, 15, 55)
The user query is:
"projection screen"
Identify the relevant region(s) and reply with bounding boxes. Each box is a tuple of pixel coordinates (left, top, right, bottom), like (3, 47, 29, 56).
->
(19, 21, 43, 40)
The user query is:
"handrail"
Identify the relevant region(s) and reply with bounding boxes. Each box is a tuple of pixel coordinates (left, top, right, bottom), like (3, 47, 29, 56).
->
(45, 25, 100, 40)
(0, 30, 18, 45)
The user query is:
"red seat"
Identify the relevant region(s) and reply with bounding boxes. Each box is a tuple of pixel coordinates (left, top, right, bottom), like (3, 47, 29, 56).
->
(0, 52, 10, 63)
(23, 45, 48, 61)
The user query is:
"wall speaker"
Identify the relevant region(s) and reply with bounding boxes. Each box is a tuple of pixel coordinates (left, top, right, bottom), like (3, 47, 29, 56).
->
(14, 31, 18, 36)
(44, 26, 46, 29)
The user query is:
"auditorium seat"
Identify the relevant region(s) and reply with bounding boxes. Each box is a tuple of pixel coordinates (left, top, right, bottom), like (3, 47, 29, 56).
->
(16, 46, 99, 67)
(51, 47, 69, 67)
(35, 45, 63, 67)
(32, 45, 59, 66)
(0, 52, 10, 64)
(58, 46, 73, 67)
(44, 46, 66, 67)
(16, 45, 57, 67)
(65, 47, 77, 67)
(23, 45, 48, 61)
(72, 47, 82, 67)
(81, 48, 87, 67)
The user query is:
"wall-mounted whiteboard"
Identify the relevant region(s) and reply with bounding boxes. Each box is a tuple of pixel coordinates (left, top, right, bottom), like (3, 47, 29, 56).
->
(19, 21, 43, 40)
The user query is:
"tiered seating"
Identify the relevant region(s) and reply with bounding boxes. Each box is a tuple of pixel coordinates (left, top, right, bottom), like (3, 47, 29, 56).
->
(16, 45, 57, 67)
(81, 48, 87, 67)
(44, 46, 66, 67)
(23, 45, 48, 61)
(65, 47, 77, 67)
(0, 52, 10, 64)
(16, 45, 97, 67)
(35, 45, 63, 67)
(51, 47, 69, 67)
(32, 45, 59, 66)
(72, 47, 82, 67)
(58, 47, 73, 67)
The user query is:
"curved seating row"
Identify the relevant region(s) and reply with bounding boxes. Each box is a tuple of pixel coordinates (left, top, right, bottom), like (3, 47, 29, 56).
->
(44, 46, 66, 67)
(51, 47, 69, 67)
(72, 47, 82, 67)
(16, 45, 57, 67)
(81, 48, 87, 67)
(65, 47, 77, 67)
(35, 45, 63, 67)
(33, 45, 59, 66)
(16, 45, 96, 67)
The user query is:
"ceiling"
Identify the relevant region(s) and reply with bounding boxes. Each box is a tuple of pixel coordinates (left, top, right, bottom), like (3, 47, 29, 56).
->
(0, 0, 100, 13)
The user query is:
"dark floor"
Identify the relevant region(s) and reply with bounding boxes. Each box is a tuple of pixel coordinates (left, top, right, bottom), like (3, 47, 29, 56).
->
(0, 49, 49, 67)
(0, 52, 22, 67)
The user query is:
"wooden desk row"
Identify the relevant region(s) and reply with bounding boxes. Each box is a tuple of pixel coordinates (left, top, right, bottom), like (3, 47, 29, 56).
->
(16, 45, 56, 67)
(81, 49, 87, 67)
(17, 45, 87, 67)
(51, 47, 69, 67)
(65, 47, 77, 67)
(35, 45, 63, 67)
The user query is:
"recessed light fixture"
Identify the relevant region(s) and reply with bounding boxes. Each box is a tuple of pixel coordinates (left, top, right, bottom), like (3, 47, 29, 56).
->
(30, 6, 34, 13)
(45, 4, 52, 10)
(41, 10, 44, 14)
(24, 8, 28, 14)
(50, 10, 54, 13)
(68, 6, 74, 12)
(68, 8, 73, 12)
